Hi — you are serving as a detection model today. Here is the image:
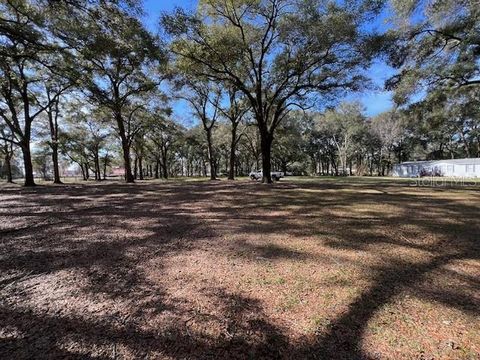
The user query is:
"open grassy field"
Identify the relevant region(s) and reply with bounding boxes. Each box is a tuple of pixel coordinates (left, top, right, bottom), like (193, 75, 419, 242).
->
(0, 177, 479, 359)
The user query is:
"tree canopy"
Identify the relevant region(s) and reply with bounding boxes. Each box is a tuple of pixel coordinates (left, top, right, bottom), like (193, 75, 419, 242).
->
(1, 0, 479, 185)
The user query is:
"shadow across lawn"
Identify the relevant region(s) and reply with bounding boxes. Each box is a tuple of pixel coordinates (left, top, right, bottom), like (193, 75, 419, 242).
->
(0, 179, 478, 359)
(225, 181, 479, 359)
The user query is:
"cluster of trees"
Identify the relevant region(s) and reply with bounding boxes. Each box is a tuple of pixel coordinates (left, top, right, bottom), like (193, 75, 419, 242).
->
(385, 0, 480, 162)
(1, 0, 479, 186)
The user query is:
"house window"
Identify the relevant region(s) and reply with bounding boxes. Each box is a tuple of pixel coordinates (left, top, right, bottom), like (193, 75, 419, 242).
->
(466, 164, 474, 173)
(447, 165, 454, 173)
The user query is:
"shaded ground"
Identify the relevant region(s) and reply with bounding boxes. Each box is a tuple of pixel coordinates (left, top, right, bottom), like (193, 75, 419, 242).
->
(0, 177, 479, 359)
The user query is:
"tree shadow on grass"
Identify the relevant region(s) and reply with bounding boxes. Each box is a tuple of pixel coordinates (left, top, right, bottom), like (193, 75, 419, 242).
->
(0, 179, 479, 359)
(225, 180, 480, 359)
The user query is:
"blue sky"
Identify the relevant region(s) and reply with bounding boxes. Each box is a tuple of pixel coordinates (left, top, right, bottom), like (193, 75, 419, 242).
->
(142, 0, 395, 120)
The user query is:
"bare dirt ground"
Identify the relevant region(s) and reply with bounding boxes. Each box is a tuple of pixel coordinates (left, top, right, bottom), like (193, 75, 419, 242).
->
(0, 177, 479, 359)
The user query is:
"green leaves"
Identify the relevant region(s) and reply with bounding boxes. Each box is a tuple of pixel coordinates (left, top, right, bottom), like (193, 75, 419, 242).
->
(388, 0, 480, 104)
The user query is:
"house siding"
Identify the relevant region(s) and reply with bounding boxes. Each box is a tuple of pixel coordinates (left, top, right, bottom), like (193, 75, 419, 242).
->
(392, 158, 480, 178)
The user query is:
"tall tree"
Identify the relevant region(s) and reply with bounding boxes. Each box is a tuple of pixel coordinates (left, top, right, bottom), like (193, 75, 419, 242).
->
(217, 88, 249, 180)
(321, 102, 366, 175)
(178, 81, 221, 180)
(56, 2, 166, 182)
(370, 109, 407, 174)
(163, 0, 383, 182)
(405, 87, 480, 160)
(388, 0, 480, 102)
(44, 83, 66, 184)
(0, 123, 14, 183)
(61, 107, 110, 181)
(0, 0, 72, 186)
(272, 111, 309, 175)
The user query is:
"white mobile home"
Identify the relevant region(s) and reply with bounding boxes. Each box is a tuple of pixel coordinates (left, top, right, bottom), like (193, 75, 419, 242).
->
(392, 158, 480, 178)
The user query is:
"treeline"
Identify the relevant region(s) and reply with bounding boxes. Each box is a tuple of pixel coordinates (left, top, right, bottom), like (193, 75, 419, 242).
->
(1, 0, 479, 185)
(5, 97, 479, 182)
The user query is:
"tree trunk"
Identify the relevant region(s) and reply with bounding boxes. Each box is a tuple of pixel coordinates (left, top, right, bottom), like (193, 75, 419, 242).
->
(94, 151, 101, 181)
(162, 162, 168, 180)
(161, 153, 168, 179)
(47, 97, 62, 184)
(51, 143, 62, 184)
(103, 156, 108, 180)
(84, 164, 90, 180)
(228, 124, 237, 180)
(115, 111, 134, 183)
(122, 143, 134, 182)
(155, 160, 160, 179)
(138, 156, 144, 180)
(80, 164, 87, 181)
(259, 131, 273, 183)
(206, 130, 216, 180)
(21, 143, 35, 186)
(4, 149, 13, 183)
(133, 155, 138, 180)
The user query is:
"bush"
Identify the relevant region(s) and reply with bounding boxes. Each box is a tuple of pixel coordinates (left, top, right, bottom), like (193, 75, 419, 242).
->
(419, 168, 443, 177)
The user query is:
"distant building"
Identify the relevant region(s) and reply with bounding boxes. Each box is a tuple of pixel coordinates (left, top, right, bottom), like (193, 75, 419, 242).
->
(110, 167, 125, 177)
(393, 158, 480, 178)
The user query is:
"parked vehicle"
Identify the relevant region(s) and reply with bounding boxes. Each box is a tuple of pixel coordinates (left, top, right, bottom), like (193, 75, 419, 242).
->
(249, 170, 284, 181)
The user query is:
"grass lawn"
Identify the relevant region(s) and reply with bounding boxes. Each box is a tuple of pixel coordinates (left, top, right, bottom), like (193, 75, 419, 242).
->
(0, 177, 479, 359)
